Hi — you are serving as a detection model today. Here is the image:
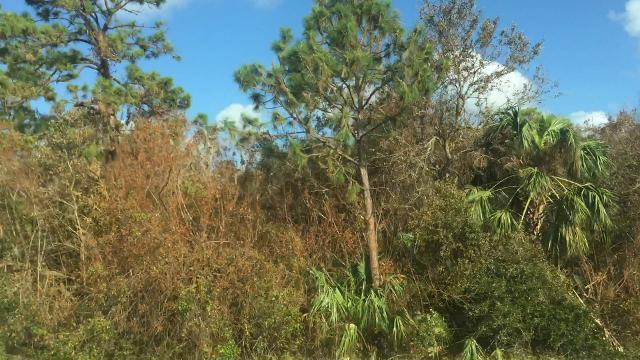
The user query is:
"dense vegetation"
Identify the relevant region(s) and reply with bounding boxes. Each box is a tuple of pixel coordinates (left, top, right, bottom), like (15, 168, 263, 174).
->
(1, 0, 639, 359)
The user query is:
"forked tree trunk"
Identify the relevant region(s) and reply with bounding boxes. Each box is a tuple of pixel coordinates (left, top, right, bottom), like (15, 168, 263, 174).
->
(359, 163, 381, 289)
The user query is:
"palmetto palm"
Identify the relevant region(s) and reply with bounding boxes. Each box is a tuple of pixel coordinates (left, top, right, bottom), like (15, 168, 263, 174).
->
(467, 108, 614, 258)
(309, 261, 410, 358)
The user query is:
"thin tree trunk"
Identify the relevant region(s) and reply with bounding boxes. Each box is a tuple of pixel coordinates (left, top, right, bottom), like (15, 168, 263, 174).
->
(359, 163, 381, 288)
(95, 52, 120, 161)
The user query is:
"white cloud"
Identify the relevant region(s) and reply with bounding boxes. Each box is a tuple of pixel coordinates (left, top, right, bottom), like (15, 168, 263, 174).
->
(215, 103, 261, 127)
(569, 111, 609, 127)
(121, 0, 191, 20)
(457, 54, 533, 115)
(252, 0, 283, 9)
(610, 0, 640, 39)
(480, 62, 531, 110)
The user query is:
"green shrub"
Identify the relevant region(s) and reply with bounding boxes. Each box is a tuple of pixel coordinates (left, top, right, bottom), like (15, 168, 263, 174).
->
(235, 281, 305, 357)
(409, 311, 451, 358)
(454, 239, 614, 358)
(0, 280, 135, 360)
(401, 182, 617, 358)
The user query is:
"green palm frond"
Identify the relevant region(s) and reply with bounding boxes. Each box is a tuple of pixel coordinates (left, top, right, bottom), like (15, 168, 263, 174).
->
(517, 167, 553, 226)
(310, 269, 348, 326)
(309, 263, 411, 357)
(520, 119, 541, 152)
(483, 107, 615, 259)
(547, 186, 591, 255)
(490, 348, 505, 360)
(337, 323, 359, 358)
(573, 139, 610, 179)
(535, 177, 617, 256)
(462, 338, 485, 360)
(540, 115, 573, 149)
(391, 315, 407, 348)
(486, 108, 520, 146)
(491, 108, 520, 134)
(580, 184, 613, 225)
(519, 167, 553, 199)
(559, 222, 589, 256)
(579, 184, 615, 243)
(465, 186, 495, 223)
(489, 209, 518, 236)
(384, 274, 405, 300)
(221, 118, 239, 139)
(489, 108, 541, 151)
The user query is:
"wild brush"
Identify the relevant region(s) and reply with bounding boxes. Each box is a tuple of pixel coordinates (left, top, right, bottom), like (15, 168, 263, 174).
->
(309, 261, 411, 358)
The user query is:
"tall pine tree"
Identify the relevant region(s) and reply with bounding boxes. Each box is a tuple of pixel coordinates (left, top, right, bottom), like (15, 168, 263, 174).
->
(235, 0, 438, 287)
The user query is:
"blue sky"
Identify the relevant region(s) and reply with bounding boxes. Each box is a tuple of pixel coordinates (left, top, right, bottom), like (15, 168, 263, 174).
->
(4, 0, 640, 125)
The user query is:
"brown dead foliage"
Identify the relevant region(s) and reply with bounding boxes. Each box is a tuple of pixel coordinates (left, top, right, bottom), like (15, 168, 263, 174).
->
(1, 118, 309, 358)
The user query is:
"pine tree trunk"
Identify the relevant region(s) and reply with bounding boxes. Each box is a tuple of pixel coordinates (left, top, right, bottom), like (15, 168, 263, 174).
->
(359, 163, 381, 288)
(95, 53, 120, 161)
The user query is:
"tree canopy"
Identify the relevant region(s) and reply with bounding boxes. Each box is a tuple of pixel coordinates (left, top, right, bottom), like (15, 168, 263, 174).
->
(0, 0, 190, 132)
(467, 108, 614, 258)
(235, 0, 439, 287)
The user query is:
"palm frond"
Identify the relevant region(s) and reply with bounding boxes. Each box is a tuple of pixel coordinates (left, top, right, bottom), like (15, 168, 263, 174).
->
(465, 186, 495, 223)
(490, 107, 520, 135)
(573, 139, 610, 179)
(490, 348, 505, 360)
(520, 119, 541, 152)
(462, 338, 485, 360)
(483, 107, 615, 260)
(489, 209, 518, 236)
(547, 186, 590, 255)
(391, 315, 407, 348)
(540, 115, 573, 149)
(337, 323, 359, 358)
(580, 184, 613, 226)
(309, 263, 412, 357)
(560, 222, 589, 256)
(519, 166, 553, 200)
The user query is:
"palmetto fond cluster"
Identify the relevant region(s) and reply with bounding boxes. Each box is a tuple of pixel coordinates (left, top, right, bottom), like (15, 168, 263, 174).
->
(467, 108, 614, 258)
(309, 262, 412, 358)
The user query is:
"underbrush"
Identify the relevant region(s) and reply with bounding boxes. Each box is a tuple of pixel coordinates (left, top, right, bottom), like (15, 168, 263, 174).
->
(0, 119, 635, 359)
(397, 183, 621, 359)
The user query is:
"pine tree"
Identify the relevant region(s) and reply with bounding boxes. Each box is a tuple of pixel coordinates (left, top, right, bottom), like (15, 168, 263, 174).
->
(235, 0, 437, 287)
(0, 7, 77, 130)
(0, 1, 190, 131)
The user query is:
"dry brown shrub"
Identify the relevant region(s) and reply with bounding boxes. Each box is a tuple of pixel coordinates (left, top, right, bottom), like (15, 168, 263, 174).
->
(78, 120, 305, 357)
(1, 118, 308, 358)
(244, 163, 363, 265)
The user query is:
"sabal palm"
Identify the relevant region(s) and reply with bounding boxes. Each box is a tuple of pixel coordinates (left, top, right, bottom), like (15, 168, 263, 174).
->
(467, 108, 613, 257)
(310, 261, 409, 358)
